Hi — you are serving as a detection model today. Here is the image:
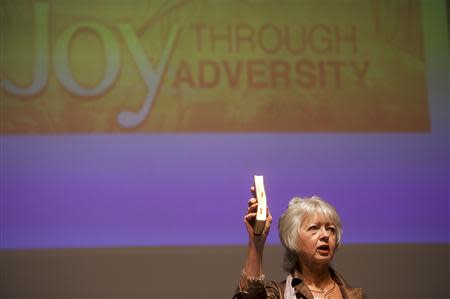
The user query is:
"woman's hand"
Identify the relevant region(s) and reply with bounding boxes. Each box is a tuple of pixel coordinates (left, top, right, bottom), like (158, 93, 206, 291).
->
(244, 186, 272, 249)
(240, 186, 273, 282)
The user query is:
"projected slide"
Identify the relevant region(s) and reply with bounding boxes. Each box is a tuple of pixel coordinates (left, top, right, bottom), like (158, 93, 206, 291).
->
(1, 0, 448, 249)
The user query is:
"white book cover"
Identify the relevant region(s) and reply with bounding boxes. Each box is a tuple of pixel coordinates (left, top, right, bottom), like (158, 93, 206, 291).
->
(253, 175, 267, 235)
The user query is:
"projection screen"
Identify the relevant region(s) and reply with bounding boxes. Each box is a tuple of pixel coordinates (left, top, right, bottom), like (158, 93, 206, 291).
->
(1, 0, 448, 252)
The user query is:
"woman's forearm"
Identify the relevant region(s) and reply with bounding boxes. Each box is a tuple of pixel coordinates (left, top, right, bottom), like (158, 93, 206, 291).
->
(244, 240, 264, 277)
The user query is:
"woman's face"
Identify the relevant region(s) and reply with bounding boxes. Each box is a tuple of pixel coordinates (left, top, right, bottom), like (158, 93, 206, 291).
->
(297, 212, 337, 266)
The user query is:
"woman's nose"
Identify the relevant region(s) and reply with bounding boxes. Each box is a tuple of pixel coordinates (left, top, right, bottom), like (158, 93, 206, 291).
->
(320, 227, 330, 239)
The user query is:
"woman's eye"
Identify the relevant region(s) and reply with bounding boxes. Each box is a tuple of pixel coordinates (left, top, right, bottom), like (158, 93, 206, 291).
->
(327, 227, 336, 233)
(308, 226, 318, 231)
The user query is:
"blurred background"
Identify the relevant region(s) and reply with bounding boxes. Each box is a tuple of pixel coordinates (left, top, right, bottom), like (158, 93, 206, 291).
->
(1, 0, 448, 298)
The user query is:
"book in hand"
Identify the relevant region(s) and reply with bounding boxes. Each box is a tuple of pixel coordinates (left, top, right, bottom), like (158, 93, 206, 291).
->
(253, 175, 267, 235)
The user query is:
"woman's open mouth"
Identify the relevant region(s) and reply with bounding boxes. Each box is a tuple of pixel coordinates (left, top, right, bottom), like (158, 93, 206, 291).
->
(317, 244, 330, 254)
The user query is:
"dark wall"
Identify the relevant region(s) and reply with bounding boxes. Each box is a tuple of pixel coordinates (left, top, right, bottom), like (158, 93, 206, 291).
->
(1, 244, 449, 298)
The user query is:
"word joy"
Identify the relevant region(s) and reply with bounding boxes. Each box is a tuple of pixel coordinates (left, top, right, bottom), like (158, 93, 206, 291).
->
(1, 2, 178, 128)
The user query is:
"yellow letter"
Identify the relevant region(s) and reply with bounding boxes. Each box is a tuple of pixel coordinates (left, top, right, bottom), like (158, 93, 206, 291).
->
(1, 2, 48, 97)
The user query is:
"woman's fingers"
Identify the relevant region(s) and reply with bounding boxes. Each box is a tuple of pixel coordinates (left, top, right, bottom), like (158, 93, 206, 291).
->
(265, 209, 272, 228)
(245, 207, 272, 236)
(247, 202, 258, 213)
(246, 186, 271, 239)
(244, 212, 257, 227)
(244, 212, 257, 220)
(250, 186, 256, 197)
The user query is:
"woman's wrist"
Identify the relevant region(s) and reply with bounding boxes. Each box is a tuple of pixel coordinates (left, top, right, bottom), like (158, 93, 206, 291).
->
(249, 235, 266, 250)
(241, 268, 265, 283)
(239, 268, 265, 292)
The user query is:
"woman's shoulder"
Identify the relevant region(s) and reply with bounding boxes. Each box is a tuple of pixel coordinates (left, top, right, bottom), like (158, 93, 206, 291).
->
(331, 268, 366, 299)
(265, 279, 286, 298)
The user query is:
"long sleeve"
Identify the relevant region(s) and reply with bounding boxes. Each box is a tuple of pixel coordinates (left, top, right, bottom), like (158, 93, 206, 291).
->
(232, 280, 283, 299)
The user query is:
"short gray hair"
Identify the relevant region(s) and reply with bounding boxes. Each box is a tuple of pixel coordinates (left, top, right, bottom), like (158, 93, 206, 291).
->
(278, 196, 342, 273)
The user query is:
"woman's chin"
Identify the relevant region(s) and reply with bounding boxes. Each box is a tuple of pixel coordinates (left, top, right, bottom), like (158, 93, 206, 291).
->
(312, 252, 334, 264)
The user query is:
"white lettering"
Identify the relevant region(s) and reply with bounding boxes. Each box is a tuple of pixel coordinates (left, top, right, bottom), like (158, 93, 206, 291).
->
(53, 21, 120, 97)
(117, 24, 179, 128)
(1, 2, 48, 96)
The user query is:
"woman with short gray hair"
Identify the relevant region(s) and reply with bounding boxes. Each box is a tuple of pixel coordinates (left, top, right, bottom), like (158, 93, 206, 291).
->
(233, 188, 364, 299)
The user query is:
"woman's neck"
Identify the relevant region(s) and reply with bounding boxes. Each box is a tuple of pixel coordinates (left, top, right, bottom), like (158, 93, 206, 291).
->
(298, 262, 333, 289)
